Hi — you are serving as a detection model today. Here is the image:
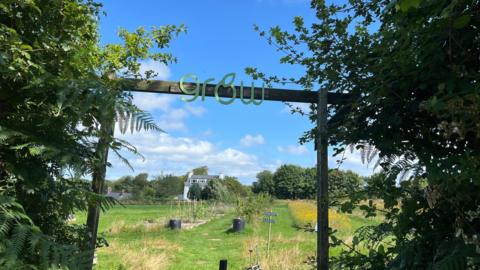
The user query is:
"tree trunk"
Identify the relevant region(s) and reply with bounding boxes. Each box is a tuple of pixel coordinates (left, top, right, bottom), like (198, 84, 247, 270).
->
(85, 118, 114, 269)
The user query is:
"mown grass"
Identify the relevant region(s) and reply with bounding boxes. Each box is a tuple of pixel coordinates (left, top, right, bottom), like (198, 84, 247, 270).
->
(75, 201, 380, 269)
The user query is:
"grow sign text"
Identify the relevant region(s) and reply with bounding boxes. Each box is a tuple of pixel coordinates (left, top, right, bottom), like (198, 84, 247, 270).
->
(179, 73, 264, 105)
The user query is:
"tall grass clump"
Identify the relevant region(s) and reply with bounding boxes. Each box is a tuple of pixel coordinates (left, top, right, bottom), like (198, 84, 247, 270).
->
(288, 201, 351, 231)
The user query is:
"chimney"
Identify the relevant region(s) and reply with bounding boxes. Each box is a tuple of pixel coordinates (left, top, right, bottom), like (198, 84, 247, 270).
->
(219, 173, 225, 180)
(187, 171, 193, 178)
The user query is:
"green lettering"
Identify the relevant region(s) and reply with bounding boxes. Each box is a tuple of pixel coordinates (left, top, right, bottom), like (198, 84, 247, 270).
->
(179, 73, 264, 105)
(240, 81, 254, 104)
(215, 73, 237, 105)
(252, 83, 265, 106)
(202, 77, 215, 101)
(179, 74, 200, 102)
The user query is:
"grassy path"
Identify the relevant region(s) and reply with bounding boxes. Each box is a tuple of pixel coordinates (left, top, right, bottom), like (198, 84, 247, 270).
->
(162, 203, 314, 270)
(75, 202, 378, 269)
(76, 203, 316, 269)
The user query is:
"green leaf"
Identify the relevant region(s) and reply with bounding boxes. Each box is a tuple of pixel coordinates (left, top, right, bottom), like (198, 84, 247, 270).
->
(20, 44, 32, 51)
(453, 15, 470, 29)
(399, 0, 421, 12)
(352, 236, 359, 246)
(378, 244, 385, 255)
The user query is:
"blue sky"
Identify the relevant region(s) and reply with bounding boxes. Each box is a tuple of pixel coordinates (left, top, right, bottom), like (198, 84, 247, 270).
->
(102, 0, 375, 183)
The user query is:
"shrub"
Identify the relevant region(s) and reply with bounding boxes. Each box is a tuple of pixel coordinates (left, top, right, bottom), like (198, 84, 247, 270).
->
(235, 193, 273, 222)
(201, 178, 240, 203)
(187, 183, 202, 200)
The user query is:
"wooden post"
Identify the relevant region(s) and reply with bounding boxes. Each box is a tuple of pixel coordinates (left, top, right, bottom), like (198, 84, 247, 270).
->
(267, 209, 272, 258)
(193, 199, 196, 222)
(316, 89, 329, 270)
(176, 199, 179, 218)
(219, 259, 228, 270)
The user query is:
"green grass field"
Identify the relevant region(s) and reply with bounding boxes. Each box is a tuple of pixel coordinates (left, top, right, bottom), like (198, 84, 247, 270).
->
(75, 201, 380, 270)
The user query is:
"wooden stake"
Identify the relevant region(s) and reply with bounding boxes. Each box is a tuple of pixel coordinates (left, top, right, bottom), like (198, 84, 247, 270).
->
(267, 208, 273, 258)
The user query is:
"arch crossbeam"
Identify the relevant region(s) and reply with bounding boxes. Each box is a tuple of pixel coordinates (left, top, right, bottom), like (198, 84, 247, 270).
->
(124, 79, 349, 104)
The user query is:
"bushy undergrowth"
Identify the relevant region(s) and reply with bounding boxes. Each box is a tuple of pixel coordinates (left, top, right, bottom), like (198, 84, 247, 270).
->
(235, 193, 273, 222)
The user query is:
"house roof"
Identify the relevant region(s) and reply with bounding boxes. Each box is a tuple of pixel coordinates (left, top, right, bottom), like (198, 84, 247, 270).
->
(107, 192, 132, 200)
(189, 175, 218, 179)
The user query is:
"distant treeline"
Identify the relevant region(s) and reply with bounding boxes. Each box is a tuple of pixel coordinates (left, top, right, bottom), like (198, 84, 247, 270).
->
(105, 166, 248, 202)
(252, 164, 384, 200)
(106, 165, 382, 202)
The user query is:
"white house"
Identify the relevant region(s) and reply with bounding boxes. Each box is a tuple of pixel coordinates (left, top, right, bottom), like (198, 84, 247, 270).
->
(106, 186, 133, 201)
(182, 171, 224, 200)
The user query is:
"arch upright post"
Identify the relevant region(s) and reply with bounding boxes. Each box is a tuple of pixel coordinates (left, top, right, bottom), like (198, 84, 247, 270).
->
(316, 88, 329, 270)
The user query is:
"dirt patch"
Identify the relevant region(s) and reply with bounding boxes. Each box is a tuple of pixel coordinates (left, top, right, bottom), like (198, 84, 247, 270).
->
(108, 219, 167, 235)
(182, 219, 208, 229)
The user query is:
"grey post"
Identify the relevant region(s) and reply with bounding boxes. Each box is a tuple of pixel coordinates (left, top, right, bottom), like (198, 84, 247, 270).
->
(316, 89, 329, 270)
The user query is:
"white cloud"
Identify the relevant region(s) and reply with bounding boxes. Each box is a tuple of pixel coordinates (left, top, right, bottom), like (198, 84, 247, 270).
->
(240, 134, 265, 147)
(185, 104, 206, 117)
(342, 151, 366, 166)
(157, 106, 203, 132)
(107, 131, 276, 183)
(329, 149, 380, 176)
(130, 92, 206, 132)
(140, 136, 213, 156)
(202, 129, 213, 137)
(277, 144, 309, 155)
(139, 59, 171, 80)
(132, 92, 175, 111)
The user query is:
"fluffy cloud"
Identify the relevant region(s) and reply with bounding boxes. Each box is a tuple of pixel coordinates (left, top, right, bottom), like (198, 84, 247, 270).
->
(107, 131, 275, 183)
(131, 92, 206, 132)
(277, 144, 309, 155)
(185, 104, 206, 117)
(329, 149, 380, 176)
(202, 129, 213, 137)
(139, 59, 171, 80)
(132, 93, 175, 112)
(240, 134, 265, 147)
